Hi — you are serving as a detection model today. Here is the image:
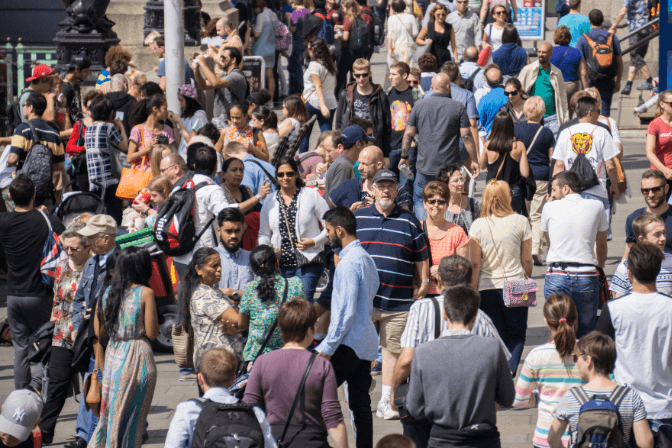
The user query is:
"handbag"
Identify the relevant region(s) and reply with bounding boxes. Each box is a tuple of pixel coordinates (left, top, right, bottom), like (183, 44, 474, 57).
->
(84, 345, 103, 417)
(27, 320, 55, 364)
(280, 196, 324, 268)
(477, 25, 492, 66)
(116, 126, 152, 200)
(171, 323, 194, 369)
(485, 221, 538, 307)
(277, 352, 318, 448)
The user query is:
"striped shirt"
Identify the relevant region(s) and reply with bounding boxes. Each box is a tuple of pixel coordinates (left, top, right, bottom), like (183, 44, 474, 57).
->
(354, 204, 428, 311)
(9, 119, 65, 166)
(513, 342, 582, 447)
(400, 294, 511, 359)
(85, 122, 123, 191)
(555, 386, 647, 447)
(610, 255, 672, 297)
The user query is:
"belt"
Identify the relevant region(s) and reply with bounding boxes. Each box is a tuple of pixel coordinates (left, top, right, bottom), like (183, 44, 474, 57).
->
(548, 270, 600, 276)
(548, 262, 596, 270)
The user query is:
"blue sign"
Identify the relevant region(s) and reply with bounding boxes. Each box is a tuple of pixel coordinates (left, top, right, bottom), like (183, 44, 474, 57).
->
(513, 0, 545, 40)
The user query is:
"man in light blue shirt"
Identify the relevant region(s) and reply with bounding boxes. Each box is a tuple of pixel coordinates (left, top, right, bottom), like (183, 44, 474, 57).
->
(164, 347, 277, 448)
(317, 207, 379, 448)
(215, 208, 253, 300)
(556, 0, 590, 47)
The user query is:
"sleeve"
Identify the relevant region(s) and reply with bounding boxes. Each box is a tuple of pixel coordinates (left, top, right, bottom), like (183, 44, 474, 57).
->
(609, 118, 621, 144)
(328, 181, 351, 208)
(555, 393, 571, 421)
(594, 303, 616, 340)
(320, 360, 345, 429)
(310, 191, 331, 250)
(630, 390, 648, 422)
(251, 406, 279, 448)
(254, 13, 266, 33)
(290, 277, 306, 300)
(157, 60, 166, 78)
(203, 292, 231, 321)
(129, 125, 141, 145)
(343, 17, 351, 31)
(411, 218, 429, 262)
(316, 263, 359, 356)
(466, 94, 479, 120)
(108, 124, 123, 147)
(521, 216, 532, 241)
(207, 186, 239, 220)
(625, 213, 637, 244)
(164, 126, 176, 144)
(71, 268, 87, 331)
(400, 302, 422, 348)
(9, 125, 29, 154)
(406, 105, 418, 129)
(541, 204, 550, 233)
(495, 344, 516, 407)
(553, 129, 570, 163)
(242, 359, 264, 407)
(239, 283, 253, 315)
(163, 403, 193, 448)
(192, 111, 208, 133)
(459, 104, 470, 129)
(406, 352, 426, 420)
(66, 122, 82, 154)
(51, 215, 66, 235)
(512, 352, 539, 409)
(613, 34, 622, 55)
(473, 15, 482, 44)
(596, 202, 609, 232)
(259, 201, 273, 246)
(647, 119, 659, 136)
(455, 227, 469, 250)
(609, 261, 631, 296)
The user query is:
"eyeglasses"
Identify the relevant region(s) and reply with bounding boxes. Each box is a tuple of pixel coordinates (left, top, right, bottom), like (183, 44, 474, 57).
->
(456, 1, 467, 3)
(494, 10, 506, 15)
(641, 186, 665, 195)
(63, 246, 82, 253)
(160, 165, 176, 174)
(572, 353, 584, 362)
(504, 90, 519, 96)
(450, 177, 465, 184)
(277, 172, 296, 178)
(353, 72, 370, 78)
(426, 199, 446, 206)
(408, 80, 419, 85)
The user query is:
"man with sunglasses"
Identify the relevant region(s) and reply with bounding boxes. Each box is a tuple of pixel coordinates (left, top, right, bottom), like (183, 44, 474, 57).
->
(623, 169, 672, 258)
(446, 0, 482, 62)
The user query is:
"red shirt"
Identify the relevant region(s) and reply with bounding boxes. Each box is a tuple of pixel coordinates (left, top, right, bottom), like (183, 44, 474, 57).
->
(66, 120, 86, 155)
(647, 116, 672, 169)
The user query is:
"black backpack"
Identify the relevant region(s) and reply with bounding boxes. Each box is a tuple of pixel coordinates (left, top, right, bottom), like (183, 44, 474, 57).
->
(18, 122, 54, 201)
(349, 16, 373, 55)
(462, 68, 481, 92)
(570, 386, 630, 448)
(568, 127, 601, 192)
(191, 399, 265, 448)
(361, 9, 385, 46)
(153, 181, 218, 256)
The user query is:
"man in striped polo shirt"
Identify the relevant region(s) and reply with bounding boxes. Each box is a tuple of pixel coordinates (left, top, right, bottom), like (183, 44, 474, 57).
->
(354, 169, 429, 420)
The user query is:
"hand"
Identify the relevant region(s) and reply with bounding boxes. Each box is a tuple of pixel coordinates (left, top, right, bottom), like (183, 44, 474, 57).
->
(297, 238, 315, 250)
(350, 201, 366, 211)
(206, 46, 219, 59)
(153, 66, 159, 73)
(71, 331, 77, 341)
(317, 352, 331, 360)
(195, 54, 206, 66)
(148, 136, 159, 149)
(167, 112, 180, 124)
(430, 265, 439, 278)
(83, 308, 92, 319)
(258, 179, 271, 199)
(413, 282, 429, 300)
(425, 38, 433, 45)
(220, 288, 237, 297)
(37, 205, 48, 213)
(614, 81, 621, 94)
(321, 105, 331, 118)
(316, 162, 328, 175)
(132, 202, 150, 213)
(470, 161, 480, 178)
(218, 320, 239, 335)
(112, 118, 124, 130)
(607, 27, 616, 35)
(546, 194, 552, 202)
(398, 157, 409, 171)
(663, 168, 672, 181)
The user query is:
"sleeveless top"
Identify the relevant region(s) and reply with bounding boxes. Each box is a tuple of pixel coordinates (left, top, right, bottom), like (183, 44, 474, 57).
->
(486, 150, 523, 187)
(428, 21, 453, 67)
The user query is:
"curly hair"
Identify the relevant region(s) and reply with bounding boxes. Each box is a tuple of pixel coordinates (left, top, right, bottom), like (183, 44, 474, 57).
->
(308, 37, 337, 75)
(418, 53, 437, 72)
(104, 45, 133, 76)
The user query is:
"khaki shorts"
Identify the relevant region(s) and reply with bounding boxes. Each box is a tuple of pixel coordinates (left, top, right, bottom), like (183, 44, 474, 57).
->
(372, 309, 409, 354)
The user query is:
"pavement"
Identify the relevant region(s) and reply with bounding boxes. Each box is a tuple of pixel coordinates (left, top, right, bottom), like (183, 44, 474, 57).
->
(0, 49, 654, 448)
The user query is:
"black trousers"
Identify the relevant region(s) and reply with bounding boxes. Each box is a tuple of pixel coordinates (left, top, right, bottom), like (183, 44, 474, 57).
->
(330, 345, 373, 448)
(40, 346, 75, 435)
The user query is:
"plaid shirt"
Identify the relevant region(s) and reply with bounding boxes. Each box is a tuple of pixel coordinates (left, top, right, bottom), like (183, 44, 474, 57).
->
(85, 122, 122, 191)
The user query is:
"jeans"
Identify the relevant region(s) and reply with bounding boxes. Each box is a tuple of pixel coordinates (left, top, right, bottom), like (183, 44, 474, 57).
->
(479, 289, 528, 374)
(402, 418, 432, 448)
(76, 355, 102, 441)
(590, 78, 616, 117)
(288, 44, 305, 95)
(544, 273, 600, 337)
(529, 180, 548, 255)
(543, 113, 559, 140)
(649, 418, 672, 448)
(306, 102, 336, 133)
(581, 191, 611, 239)
(174, 262, 188, 281)
(41, 346, 76, 435)
(281, 262, 326, 302)
(330, 345, 373, 448)
(413, 172, 436, 220)
(511, 185, 523, 215)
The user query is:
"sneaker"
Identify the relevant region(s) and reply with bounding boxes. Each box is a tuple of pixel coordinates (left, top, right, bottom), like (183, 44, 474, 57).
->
(637, 81, 654, 91)
(371, 360, 382, 375)
(622, 84, 632, 95)
(376, 401, 386, 418)
(377, 402, 400, 420)
(180, 373, 197, 381)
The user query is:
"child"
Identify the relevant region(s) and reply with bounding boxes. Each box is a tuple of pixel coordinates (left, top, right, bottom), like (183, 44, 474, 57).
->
(0, 389, 43, 448)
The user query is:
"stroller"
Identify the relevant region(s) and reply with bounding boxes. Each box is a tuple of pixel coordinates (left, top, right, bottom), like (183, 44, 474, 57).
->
(54, 180, 106, 227)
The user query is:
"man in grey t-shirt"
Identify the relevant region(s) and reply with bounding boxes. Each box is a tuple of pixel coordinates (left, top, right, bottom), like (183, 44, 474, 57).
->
(399, 73, 479, 220)
(193, 47, 248, 120)
(324, 125, 374, 205)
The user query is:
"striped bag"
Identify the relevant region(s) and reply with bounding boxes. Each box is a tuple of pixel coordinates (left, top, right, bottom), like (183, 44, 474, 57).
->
(39, 211, 66, 288)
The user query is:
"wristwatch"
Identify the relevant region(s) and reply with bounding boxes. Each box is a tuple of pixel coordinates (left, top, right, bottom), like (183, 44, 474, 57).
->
(255, 193, 263, 201)
(232, 292, 240, 301)
(421, 279, 430, 284)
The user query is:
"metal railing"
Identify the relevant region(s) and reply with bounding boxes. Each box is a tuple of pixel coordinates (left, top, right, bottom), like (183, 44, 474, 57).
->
(620, 17, 659, 55)
(2, 38, 58, 101)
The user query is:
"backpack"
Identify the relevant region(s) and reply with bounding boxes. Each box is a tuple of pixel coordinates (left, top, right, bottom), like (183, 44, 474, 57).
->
(362, 9, 385, 46)
(582, 32, 617, 80)
(349, 16, 373, 55)
(314, 13, 335, 45)
(153, 181, 218, 256)
(568, 127, 601, 192)
(191, 399, 265, 448)
(462, 68, 481, 92)
(570, 386, 630, 448)
(276, 21, 292, 51)
(18, 122, 54, 201)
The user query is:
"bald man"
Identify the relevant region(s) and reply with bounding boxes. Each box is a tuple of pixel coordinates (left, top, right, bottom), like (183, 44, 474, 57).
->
(477, 65, 508, 135)
(519, 41, 569, 137)
(400, 73, 478, 220)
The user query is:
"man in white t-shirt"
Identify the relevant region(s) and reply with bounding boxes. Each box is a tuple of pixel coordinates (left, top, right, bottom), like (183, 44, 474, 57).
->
(542, 170, 608, 337)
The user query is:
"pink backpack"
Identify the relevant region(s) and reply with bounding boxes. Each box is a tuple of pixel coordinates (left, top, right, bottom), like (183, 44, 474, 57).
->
(276, 22, 292, 51)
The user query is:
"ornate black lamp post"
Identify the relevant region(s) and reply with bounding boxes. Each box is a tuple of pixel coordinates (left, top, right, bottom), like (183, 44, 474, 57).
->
(144, 0, 202, 47)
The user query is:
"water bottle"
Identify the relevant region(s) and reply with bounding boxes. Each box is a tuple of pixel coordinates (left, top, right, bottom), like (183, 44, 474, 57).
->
(399, 164, 414, 181)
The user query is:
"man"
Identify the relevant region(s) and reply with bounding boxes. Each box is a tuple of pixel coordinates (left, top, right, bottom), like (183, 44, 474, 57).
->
(406, 285, 515, 448)
(0, 174, 65, 391)
(106, 73, 137, 136)
(519, 42, 570, 136)
(474, 62, 500, 106)
(556, 90, 613, 137)
(400, 74, 477, 220)
(193, 47, 248, 119)
(152, 35, 196, 91)
(576, 9, 623, 117)
(446, 0, 482, 62)
(596, 243, 672, 435)
(0, 389, 44, 448)
(20, 65, 57, 123)
(226, 141, 276, 196)
(335, 59, 391, 157)
(212, 17, 244, 55)
(62, 55, 91, 126)
(476, 65, 507, 134)
(165, 347, 276, 448)
(609, 0, 654, 94)
(552, 96, 621, 224)
(611, 213, 672, 297)
(317, 207, 380, 448)
(557, 0, 591, 47)
(624, 169, 672, 257)
(542, 171, 608, 337)
(441, 62, 480, 158)
(324, 125, 374, 204)
(386, 62, 422, 181)
(67, 214, 118, 448)
(392, 255, 510, 448)
(458, 46, 483, 92)
(7, 92, 66, 209)
(215, 207, 253, 301)
(354, 170, 429, 420)
(160, 153, 192, 192)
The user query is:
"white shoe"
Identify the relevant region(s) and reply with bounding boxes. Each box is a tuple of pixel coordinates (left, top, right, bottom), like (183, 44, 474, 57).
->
(378, 402, 400, 420)
(376, 401, 386, 418)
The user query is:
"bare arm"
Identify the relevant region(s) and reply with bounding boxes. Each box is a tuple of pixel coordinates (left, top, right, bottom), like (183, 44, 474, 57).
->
(416, 25, 430, 46)
(399, 125, 417, 161)
(480, 2, 489, 25)
(311, 73, 330, 116)
(127, 136, 156, 163)
(43, 93, 57, 122)
(605, 158, 621, 199)
(521, 238, 533, 277)
(327, 421, 349, 448)
(609, 6, 628, 33)
(413, 259, 430, 300)
(548, 418, 569, 448)
(470, 238, 482, 289)
(595, 230, 608, 269)
(622, 242, 633, 260)
(248, 133, 269, 162)
(479, 140, 489, 170)
(451, 28, 457, 61)
(462, 128, 480, 177)
(510, 0, 517, 21)
(544, 232, 550, 253)
(236, 312, 250, 331)
(456, 242, 470, 261)
(632, 419, 654, 448)
(518, 143, 530, 178)
(580, 59, 590, 89)
(159, 76, 166, 92)
(143, 286, 160, 341)
(391, 347, 415, 400)
(552, 159, 565, 178)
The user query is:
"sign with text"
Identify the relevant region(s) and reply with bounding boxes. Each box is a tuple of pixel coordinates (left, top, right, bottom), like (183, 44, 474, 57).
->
(513, 0, 545, 40)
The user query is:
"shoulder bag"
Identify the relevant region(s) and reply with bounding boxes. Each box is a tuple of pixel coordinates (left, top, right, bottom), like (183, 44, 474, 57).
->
(171, 322, 194, 369)
(280, 195, 324, 267)
(84, 342, 103, 417)
(116, 125, 153, 200)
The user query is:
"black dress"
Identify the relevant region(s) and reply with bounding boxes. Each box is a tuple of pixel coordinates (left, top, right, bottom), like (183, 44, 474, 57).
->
(428, 21, 452, 67)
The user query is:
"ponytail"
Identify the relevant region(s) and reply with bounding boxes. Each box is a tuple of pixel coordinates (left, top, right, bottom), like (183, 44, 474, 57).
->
(543, 293, 578, 359)
(250, 245, 278, 302)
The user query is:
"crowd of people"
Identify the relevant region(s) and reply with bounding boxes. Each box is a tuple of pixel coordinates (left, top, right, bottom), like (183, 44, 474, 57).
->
(0, 0, 670, 447)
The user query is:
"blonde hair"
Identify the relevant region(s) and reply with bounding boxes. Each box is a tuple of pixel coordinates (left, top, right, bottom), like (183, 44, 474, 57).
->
(584, 87, 602, 110)
(147, 176, 172, 200)
(656, 90, 672, 118)
(150, 144, 174, 178)
(352, 58, 371, 73)
(524, 96, 546, 123)
(343, 0, 362, 20)
(481, 180, 514, 218)
(144, 30, 161, 46)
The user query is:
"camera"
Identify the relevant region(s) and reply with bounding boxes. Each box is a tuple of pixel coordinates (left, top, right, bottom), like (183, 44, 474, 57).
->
(156, 134, 169, 145)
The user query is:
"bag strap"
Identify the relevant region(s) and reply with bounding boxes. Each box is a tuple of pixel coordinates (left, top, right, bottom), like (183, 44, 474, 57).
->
(526, 126, 544, 155)
(278, 352, 318, 447)
(254, 278, 289, 360)
(26, 121, 41, 148)
(247, 159, 280, 190)
(429, 296, 441, 339)
(280, 196, 300, 248)
(570, 386, 591, 406)
(38, 210, 54, 233)
(609, 386, 630, 407)
(556, 46, 570, 67)
(188, 397, 211, 409)
(192, 181, 220, 243)
(495, 151, 508, 180)
(485, 219, 511, 282)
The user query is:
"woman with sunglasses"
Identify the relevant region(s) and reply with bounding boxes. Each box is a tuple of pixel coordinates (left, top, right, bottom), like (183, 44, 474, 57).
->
(437, 164, 482, 235)
(645, 90, 672, 196)
(512, 294, 580, 448)
(480, 0, 517, 25)
(481, 4, 509, 59)
(502, 78, 529, 125)
(416, 4, 456, 68)
(259, 156, 330, 301)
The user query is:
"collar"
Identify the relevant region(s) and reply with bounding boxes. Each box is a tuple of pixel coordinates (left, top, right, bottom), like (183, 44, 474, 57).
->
(444, 328, 472, 336)
(202, 387, 234, 401)
(431, 92, 450, 98)
(563, 193, 583, 201)
(97, 246, 116, 268)
(219, 245, 241, 259)
(192, 173, 215, 184)
(339, 239, 362, 259)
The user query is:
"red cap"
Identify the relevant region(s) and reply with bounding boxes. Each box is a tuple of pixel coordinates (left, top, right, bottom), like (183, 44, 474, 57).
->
(25, 64, 54, 82)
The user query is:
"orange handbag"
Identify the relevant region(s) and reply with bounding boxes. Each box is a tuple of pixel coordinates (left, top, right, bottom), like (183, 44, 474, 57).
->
(116, 126, 153, 200)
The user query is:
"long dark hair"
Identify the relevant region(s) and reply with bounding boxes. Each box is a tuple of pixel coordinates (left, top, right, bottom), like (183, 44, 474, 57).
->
(180, 95, 203, 119)
(282, 96, 308, 125)
(129, 94, 167, 128)
(487, 110, 516, 154)
(276, 156, 305, 188)
(103, 247, 153, 336)
(505, 77, 529, 100)
(250, 245, 278, 302)
(94, 250, 120, 323)
(251, 105, 278, 131)
(308, 37, 337, 76)
(179, 247, 219, 335)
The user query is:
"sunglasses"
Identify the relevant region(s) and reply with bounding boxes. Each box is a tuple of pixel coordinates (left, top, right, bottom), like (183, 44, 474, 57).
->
(571, 353, 584, 362)
(456, 1, 467, 3)
(354, 72, 370, 78)
(426, 199, 446, 206)
(277, 171, 296, 178)
(641, 186, 665, 195)
(409, 80, 419, 85)
(494, 10, 506, 15)
(63, 246, 82, 253)
(504, 90, 519, 96)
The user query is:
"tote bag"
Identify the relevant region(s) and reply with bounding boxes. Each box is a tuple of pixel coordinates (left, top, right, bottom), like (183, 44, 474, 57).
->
(116, 126, 152, 200)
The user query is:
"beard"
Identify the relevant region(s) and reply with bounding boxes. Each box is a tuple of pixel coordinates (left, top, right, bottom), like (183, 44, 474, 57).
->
(222, 240, 240, 253)
(378, 198, 394, 209)
(330, 236, 343, 250)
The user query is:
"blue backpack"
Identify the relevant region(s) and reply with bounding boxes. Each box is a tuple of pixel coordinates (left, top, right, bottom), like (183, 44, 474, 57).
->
(314, 13, 334, 44)
(570, 386, 630, 448)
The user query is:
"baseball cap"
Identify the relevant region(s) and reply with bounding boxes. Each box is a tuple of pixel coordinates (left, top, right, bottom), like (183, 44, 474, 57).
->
(0, 390, 43, 442)
(25, 64, 54, 82)
(372, 169, 399, 185)
(341, 125, 375, 146)
(77, 214, 118, 237)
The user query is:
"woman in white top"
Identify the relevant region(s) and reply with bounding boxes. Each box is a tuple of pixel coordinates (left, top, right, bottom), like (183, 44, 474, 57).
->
(481, 4, 508, 58)
(387, 0, 420, 69)
(480, 0, 517, 25)
(302, 37, 338, 133)
(469, 179, 533, 375)
(250, 106, 280, 159)
(279, 96, 308, 143)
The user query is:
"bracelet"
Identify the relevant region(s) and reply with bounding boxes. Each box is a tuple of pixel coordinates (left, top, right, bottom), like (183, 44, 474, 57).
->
(400, 153, 409, 159)
(421, 279, 430, 284)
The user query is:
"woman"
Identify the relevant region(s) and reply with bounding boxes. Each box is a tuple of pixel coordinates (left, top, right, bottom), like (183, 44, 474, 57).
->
(91, 247, 159, 448)
(515, 96, 555, 266)
(180, 247, 244, 370)
(415, 4, 455, 68)
(149, 144, 174, 178)
(481, 4, 508, 56)
(469, 180, 533, 374)
(437, 164, 482, 235)
(513, 294, 581, 448)
(127, 94, 175, 170)
(480, 0, 517, 25)
(303, 37, 338, 133)
(251, 106, 280, 157)
(167, 84, 207, 159)
(237, 245, 306, 362)
(39, 224, 92, 444)
(66, 90, 103, 156)
(220, 157, 272, 214)
(480, 110, 530, 214)
(422, 181, 470, 295)
(646, 90, 672, 192)
(279, 96, 309, 143)
(387, 0, 419, 68)
(259, 157, 330, 301)
(132, 175, 173, 227)
(551, 26, 587, 120)
(222, 101, 269, 162)
(252, 0, 278, 101)
(126, 70, 147, 101)
(502, 78, 529, 125)
(243, 299, 347, 448)
(492, 25, 529, 77)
